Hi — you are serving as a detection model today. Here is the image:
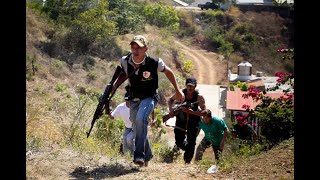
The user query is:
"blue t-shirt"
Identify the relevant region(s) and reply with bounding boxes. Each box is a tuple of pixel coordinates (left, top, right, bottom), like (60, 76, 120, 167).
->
(199, 116, 228, 146)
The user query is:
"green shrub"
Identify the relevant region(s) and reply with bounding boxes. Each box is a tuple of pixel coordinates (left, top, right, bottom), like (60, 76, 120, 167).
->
(83, 56, 95, 70)
(55, 83, 68, 92)
(197, 156, 215, 171)
(182, 59, 194, 73)
(95, 115, 125, 144)
(108, 0, 146, 34)
(236, 81, 243, 88)
(238, 143, 264, 157)
(70, 1, 116, 50)
(50, 58, 67, 77)
(229, 84, 235, 91)
(202, 9, 225, 22)
(144, 2, 180, 31)
(240, 83, 248, 91)
(256, 102, 294, 145)
(27, 0, 43, 11)
(152, 142, 176, 163)
(87, 71, 97, 81)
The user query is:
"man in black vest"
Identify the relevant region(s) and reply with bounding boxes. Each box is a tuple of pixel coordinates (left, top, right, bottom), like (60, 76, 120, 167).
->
(167, 77, 206, 164)
(115, 35, 184, 167)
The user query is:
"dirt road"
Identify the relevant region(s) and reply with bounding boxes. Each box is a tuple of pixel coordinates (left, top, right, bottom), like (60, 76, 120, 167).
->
(174, 40, 225, 85)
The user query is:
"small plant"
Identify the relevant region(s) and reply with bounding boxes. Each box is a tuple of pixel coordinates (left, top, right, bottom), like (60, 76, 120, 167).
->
(236, 80, 243, 88)
(26, 54, 38, 81)
(150, 108, 167, 142)
(50, 59, 68, 78)
(229, 84, 235, 91)
(83, 56, 95, 70)
(197, 157, 215, 171)
(152, 141, 178, 163)
(240, 83, 248, 91)
(238, 143, 264, 157)
(182, 59, 194, 73)
(87, 70, 97, 81)
(55, 83, 67, 92)
(26, 135, 43, 151)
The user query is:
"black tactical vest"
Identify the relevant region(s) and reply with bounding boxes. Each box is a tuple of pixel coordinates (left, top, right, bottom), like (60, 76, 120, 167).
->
(125, 54, 159, 99)
(182, 88, 201, 122)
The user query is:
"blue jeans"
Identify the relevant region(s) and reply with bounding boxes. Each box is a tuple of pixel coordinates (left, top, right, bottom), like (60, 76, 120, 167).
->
(130, 97, 156, 162)
(123, 128, 134, 155)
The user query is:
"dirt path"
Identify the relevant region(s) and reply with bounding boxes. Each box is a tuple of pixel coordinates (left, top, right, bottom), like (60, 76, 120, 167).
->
(174, 40, 223, 85)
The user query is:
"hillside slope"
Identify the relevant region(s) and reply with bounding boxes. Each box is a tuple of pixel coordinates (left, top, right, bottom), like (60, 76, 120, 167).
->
(26, 6, 294, 180)
(26, 138, 293, 179)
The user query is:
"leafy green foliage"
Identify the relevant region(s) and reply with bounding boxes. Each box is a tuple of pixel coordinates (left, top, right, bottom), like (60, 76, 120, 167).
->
(217, 40, 234, 57)
(42, 0, 94, 23)
(255, 101, 294, 145)
(71, 1, 116, 41)
(86, 70, 97, 81)
(201, 9, 225, 22)
(152, 142, 177, 163)
(83, 55, 95, 70)
(229, 84, 235, 91)
(150, 108, 167, 142)
(182, 59, 194, 73)
(41, 0, 65, 20)
(95, 115, 125, 144)
(204, 22, 234, 56)
(50, 59, 68, 77)
(235, 81, 248, 91)
(144, 2, 180, 31)
(108, 0, 145, 34)
(55, 83, 68, 92)
(27, 0, 44, 11)
(224, 23, 259, 57)
(242, 49, 294, 146)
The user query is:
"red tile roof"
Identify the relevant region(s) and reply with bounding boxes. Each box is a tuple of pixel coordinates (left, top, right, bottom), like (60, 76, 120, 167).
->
(226, 91, 286, 111)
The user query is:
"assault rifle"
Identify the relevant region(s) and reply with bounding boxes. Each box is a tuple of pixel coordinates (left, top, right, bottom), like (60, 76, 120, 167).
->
(162, 101, 199, 123)
(86, 66, 124, 138)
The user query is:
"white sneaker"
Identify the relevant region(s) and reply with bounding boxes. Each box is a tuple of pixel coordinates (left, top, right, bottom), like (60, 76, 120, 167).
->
(207, 165, 218, 174)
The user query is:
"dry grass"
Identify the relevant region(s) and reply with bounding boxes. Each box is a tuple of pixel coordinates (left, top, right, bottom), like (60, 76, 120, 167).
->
(227, 6, 242, 18)
(26, 6, 293, 180)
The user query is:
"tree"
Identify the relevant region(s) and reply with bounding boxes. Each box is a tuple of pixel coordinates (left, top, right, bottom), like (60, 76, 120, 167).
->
(69, 0, 116, 53)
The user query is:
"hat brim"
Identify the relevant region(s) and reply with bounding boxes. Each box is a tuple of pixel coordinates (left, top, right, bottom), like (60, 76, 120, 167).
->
(186, 83, 196, 86)
(130, 41, 145, 47)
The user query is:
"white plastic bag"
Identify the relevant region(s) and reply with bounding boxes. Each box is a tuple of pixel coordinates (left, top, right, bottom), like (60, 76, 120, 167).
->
(207, 164, 219, 174)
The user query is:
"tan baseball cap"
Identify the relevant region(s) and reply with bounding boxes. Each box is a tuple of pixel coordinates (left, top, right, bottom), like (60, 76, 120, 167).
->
(130, 35, 148, 47)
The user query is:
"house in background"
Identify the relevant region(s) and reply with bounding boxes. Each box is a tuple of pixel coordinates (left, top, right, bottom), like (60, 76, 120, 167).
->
(226, 61, 293, 136)
(226, 90, 285, 136)
(228, 61, 292, 92)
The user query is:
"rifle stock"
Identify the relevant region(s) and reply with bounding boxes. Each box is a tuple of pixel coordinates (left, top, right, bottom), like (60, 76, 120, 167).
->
(86, 66, 123, 138)
(162, 101, 199, 123)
